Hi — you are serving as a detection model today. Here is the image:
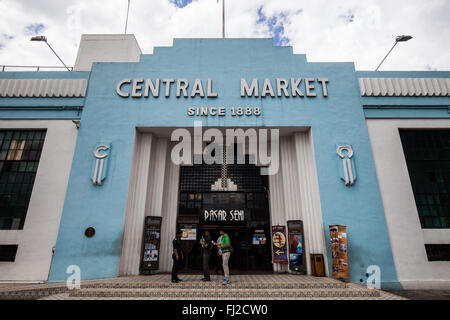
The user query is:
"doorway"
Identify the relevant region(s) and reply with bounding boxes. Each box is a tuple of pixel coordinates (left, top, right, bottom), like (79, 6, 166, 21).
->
(176, 161, 273, 273)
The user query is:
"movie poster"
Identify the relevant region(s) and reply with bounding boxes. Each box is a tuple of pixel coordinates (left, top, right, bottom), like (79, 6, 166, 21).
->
(288, 234, 303, 266)
(329, 225, 350, 279)
(271, 226, 288, 263)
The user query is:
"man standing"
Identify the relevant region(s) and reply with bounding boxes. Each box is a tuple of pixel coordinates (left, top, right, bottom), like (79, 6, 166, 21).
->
(171, 230, 184, 283)
(200, 230, 213, 281)
(218, 230, 232, 285)
(214, 234, 223, 275)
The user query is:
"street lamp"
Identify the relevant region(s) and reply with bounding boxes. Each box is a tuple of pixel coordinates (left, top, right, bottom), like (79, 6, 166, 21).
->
(375, 35, 413, 71)
(30, 36, 71, 71)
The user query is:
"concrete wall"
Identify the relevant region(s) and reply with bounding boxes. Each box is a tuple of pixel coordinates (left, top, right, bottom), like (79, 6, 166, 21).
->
(0, 120, 78, 282)
(367, 118, 450, 289)
(74, 34, 142, 72)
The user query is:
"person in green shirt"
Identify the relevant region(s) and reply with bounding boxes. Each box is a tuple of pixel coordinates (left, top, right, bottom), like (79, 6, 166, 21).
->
(217, 230, 231, 285)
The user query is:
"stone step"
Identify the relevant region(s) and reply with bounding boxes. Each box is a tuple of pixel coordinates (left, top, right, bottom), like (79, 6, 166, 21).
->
(81, 281, 348, 290)
(0, 287, 67, 300)
(69, 288, 380, 299)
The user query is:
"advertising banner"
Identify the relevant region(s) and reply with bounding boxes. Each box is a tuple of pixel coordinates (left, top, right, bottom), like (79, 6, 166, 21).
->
(329, 225, 350, 279)
(141, 216, 162, 273)
(180, 225, 197, 240)
(271, 225, 288, 263)
(288, 234, 303, 267)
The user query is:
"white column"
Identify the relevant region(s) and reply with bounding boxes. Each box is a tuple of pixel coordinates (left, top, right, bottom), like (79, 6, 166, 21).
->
(119, 132, 153, 276)
(294, 131, 329, 276)
(280, 136, 302, 221)
(279, 136, 311, 274)
(145, 138, 168, 217)
(268, 162, 287, 272)
(159, 142, 180, 272)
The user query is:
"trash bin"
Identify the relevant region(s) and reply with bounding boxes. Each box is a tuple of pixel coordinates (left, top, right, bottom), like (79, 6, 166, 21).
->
(310, 254, 325, 277)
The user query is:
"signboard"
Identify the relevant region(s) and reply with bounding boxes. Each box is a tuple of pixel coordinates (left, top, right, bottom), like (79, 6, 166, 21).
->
(329, 225, 350, 279)
(180, 226, 197, 241)
(271, 225, 288, 264)
(140, 216, 162, 274)
(201, 209, 246, 222)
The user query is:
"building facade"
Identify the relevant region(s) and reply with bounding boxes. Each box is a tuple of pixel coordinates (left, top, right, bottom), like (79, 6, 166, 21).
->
(0, 35, 449, 289)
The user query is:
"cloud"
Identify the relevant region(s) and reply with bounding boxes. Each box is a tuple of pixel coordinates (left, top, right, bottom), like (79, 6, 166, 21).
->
(25, 23, 46, 35)
(170, 0, 193, 8)
(0, 0, 448, 71)
(256, 6, 293, 46)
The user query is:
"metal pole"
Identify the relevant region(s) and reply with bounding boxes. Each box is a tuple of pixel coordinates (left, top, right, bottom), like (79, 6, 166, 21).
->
(125, 0, 131, 34)
(44, 41, 71, 72)
(375, 41, 398, 71)
(222, 0, 225, 38)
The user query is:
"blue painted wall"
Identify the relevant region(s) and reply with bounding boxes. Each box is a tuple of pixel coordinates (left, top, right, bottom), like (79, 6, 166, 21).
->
(43, 39, 403, 288)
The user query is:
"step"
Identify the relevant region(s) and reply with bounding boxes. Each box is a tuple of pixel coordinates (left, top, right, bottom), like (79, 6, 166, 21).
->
(69, 288, 380, 299)
(0, 286, 67, 300)
(81, 281, 348, 290)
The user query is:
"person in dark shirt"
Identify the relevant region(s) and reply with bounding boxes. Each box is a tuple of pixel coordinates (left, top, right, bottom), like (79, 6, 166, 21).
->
(171, 230, 184, 283)
(200, 230, 213, 281)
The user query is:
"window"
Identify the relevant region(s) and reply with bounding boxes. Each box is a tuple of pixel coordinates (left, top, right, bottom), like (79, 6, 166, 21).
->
(178, 193, 202, 212)
(0, 245, 18, 262)
(399, 130, 450, 229)
(425, 244, 450, 261)
(0, 130, 46, 230)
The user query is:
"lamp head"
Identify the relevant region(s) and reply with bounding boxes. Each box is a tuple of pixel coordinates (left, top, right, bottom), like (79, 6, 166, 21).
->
(395, 35, 412, 42)
(30, 36, 47, 42)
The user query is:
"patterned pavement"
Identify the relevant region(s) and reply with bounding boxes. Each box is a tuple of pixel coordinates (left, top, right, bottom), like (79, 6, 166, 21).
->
(0, 274, 407, 300)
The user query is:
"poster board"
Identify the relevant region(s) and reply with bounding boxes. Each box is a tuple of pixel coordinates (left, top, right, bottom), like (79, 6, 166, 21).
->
(287, 220, 306, 273)
(140, 216, 162, 274)
(329, 225, 350, 279)
(180, 226, 197, 240)
(271, 225, 288, 264)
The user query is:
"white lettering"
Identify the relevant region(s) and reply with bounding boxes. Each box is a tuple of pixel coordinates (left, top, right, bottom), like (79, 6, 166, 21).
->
(116, 79, 131, 97)
(191, 79, 205, 97)
(241, 78, 259, 97)
(261, 78, 275, 97)
(144, 79, 160, 97)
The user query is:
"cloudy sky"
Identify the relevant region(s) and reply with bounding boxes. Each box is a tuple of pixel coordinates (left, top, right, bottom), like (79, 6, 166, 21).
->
(0, 0, 449, 71)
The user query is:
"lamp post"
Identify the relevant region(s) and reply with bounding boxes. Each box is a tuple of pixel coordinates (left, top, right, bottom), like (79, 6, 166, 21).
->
(30, 36, 71, 72)
(375, 35, 412, 71)
(125, 0, 131, 34)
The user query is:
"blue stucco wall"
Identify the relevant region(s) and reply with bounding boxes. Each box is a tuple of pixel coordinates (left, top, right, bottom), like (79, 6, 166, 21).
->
(44, 38, 402, 288)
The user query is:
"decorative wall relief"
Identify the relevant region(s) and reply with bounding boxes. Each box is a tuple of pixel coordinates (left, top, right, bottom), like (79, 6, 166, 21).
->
(337, 145, 356, 186)
(91, 144, 110, 186)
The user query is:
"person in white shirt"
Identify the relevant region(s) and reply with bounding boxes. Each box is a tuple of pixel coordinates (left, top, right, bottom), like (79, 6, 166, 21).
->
(213, 234, 223, 275)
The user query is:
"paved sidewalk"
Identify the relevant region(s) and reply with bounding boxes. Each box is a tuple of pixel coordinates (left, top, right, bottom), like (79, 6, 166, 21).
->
(387, 290, 450, 300)
(0, 274, 406, 300)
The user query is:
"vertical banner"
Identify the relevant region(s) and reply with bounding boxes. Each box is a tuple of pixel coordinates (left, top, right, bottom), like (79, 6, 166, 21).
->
(329, 225, 350, 279)
(271, 225, 288, 263)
